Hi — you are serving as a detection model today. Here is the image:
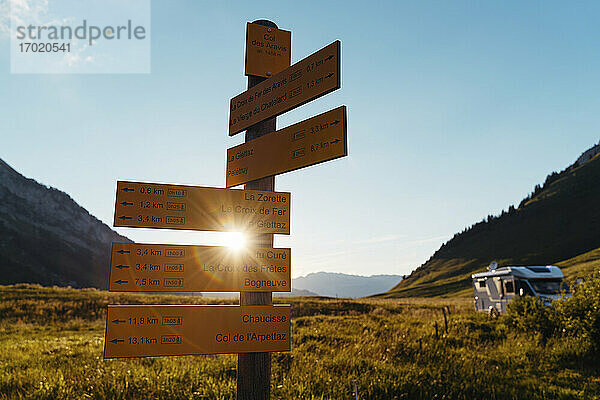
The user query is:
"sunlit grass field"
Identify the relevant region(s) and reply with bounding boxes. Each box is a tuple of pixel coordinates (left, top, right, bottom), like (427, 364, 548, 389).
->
(0, 284, 598, 399)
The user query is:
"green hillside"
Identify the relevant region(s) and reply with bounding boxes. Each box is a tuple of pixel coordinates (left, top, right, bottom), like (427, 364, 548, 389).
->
(383, 149, 600, 298)
(558, 247, 600, 279)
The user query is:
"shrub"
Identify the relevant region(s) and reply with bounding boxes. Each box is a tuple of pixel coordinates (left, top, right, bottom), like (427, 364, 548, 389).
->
(503, 296, 557, 340)
(555, 271, 600, 350)
(504, 272, 600, 351)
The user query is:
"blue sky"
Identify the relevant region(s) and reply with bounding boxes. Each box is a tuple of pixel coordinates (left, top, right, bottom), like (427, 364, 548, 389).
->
(1, 0, 599, 278)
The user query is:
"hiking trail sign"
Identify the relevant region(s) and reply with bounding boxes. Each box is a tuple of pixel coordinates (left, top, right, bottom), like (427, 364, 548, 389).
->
(105, 19, 347, 400)
(245, 22, 291, 78)
(109, 242, 291, 292)
(104, 305, 291, 358)
(229, 40, 340, 136)
(113, 180, 290, 234)
(227, 106, 347, 187)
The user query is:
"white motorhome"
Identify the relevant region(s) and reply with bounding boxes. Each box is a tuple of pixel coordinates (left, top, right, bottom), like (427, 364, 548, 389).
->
(472, 263, 570, 314)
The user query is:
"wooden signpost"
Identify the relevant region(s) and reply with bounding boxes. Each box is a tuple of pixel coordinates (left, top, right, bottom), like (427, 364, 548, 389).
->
(227, 106, 347, 187)
(105, 19, 347, 400)
(229, 40, 341, 136)
(104, 305, 291, 358)
(109, 242, 291, 292)
(113, 180, 290, 234)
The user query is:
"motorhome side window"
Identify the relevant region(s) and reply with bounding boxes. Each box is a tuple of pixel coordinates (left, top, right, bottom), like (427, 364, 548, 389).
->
(478, 280, 486, 288)
(504, 281, 514, 293)
(516, 280, 535, 296)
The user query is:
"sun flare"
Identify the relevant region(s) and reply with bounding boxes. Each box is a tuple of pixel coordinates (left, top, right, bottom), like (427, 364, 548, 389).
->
(223, 232, 246, 250)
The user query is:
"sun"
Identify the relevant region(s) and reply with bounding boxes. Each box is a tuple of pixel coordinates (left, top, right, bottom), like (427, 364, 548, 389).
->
(223, 232, 246, 250)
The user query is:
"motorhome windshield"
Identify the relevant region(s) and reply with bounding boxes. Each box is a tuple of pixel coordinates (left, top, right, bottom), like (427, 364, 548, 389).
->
(529, 279, 569, 295)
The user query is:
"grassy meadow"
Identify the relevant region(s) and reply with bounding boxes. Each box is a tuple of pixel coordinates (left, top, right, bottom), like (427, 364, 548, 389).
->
(0, 284, 599, 400)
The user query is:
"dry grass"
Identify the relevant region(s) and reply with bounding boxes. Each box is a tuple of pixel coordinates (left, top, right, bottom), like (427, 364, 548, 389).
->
(0, 284, 598, 399)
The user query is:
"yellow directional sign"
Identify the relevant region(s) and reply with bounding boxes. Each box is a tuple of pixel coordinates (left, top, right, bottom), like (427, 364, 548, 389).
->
(226, 106, 347, 187)
(104, 305, 291, 358)
(245, 22, 291, 78)
(113, 181, 290, 234)
(109, 243, 291, 292)
(229, 40, 340, 136)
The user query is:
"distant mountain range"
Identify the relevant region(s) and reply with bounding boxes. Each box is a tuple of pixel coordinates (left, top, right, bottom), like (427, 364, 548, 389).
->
(202, 274, 403, 299)
(293, 272, 402, 298)
(383, 141, 600, 298)
(0, 159, 129, 288)
(276, 288, 320, 297)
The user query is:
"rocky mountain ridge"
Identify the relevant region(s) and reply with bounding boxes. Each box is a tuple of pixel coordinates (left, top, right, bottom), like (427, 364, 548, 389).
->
(0, 158, 129, 288)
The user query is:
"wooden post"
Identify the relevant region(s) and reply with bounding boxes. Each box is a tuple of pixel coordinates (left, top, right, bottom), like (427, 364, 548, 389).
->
(442, 307, 448, 334)
(236, 19, 278, 400)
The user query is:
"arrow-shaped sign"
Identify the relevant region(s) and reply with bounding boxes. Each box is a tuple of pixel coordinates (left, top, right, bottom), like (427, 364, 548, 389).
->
(116, 250, 130, 254)
(121, 188, 134, 192)
(227, 106, 347, 187)
(103, 305, 291, 358)
(114, 279, 128, 285)
(108, 242, 291, 293)
(229, 40, 340, 136)
(112, 319, 126, 324)
(113, 181, 291, 235)
(120, 202, 134, 206)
